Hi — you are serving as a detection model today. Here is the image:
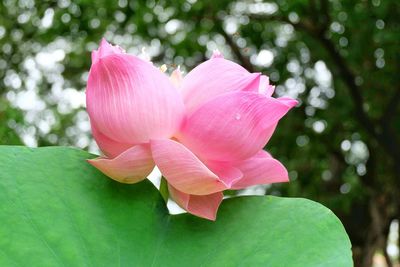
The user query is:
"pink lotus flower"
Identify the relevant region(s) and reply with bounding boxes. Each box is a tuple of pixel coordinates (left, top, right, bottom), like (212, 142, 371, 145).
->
(87, 39, 298, 220)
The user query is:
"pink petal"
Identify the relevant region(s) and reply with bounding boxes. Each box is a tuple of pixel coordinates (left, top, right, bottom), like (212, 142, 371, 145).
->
(232, 150, 289, 189)
(258, 75, 275, 97)
(87, 47, 185, 144)
(170, 66, 183, 89)
(91, 38, 125, 65)
(87, 144, 154, 184)
(276, 96, 299, 107)
(177, 91, 298, 161)
(181, 58, 261, 112)
(169, 184, 223, 221)
(211, 49, 223, 59)
(150, 139, 228, 195)
(206, 161, 243, 187)
(90, 121, 133, 158)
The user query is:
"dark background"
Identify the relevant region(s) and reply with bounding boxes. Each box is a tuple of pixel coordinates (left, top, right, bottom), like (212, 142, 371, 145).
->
(0, 0, 399, 266)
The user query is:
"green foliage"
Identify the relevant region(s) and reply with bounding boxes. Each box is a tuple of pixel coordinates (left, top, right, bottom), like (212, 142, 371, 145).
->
(159, 176, 169, 203)
(0, 146, 352, 266)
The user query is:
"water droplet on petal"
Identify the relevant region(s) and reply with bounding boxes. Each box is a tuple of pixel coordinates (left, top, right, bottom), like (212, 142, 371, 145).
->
(235, 113, 241, 120)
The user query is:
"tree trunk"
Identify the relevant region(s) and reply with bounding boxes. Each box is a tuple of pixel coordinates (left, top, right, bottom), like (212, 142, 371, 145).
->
(346, 195, 393, 267)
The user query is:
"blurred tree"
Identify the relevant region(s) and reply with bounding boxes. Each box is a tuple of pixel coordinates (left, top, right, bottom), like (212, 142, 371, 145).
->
(0, 0, 399, 266)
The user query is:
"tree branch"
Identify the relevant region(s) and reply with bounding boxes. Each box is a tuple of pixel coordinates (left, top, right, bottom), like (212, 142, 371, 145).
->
(382, 85, 400, 123)
(249, 11, 400, 176)
(316, 36, 378, 139)
(249, 13, 311, 33)
(318, 0, 331, 32)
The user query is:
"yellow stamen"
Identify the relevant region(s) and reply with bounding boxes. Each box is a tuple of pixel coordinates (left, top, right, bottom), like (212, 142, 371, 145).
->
(160, 64, 167, 73)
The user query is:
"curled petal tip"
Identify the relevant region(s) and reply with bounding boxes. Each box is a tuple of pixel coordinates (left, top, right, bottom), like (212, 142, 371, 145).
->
(169, 185, 223, 221)
(243, 72, 262, 91)
(86, 158, 97, 164)
(268, 85, 276, 95)
(231, 150, 290, 189)
(87, 145, 155, 184)
(204, 212, 217, 221)
(100, 37, 109, 47)
(281, 177, 290, 183)
(278, 97, 299, 107)
(92, 38, 125, 65)
(208, 162, 243, 188)
(258, 75, 275, 96)
(211, 49, 223, 59)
